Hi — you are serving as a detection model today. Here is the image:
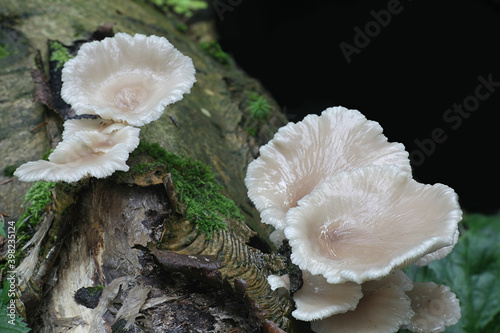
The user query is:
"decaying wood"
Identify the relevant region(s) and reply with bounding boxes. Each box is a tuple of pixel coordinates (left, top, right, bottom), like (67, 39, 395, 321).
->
(1, 0, 302, 331)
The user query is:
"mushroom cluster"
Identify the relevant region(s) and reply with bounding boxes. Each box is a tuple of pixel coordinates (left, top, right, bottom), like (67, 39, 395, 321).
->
(15, 33, 196, 183)
(246, 106, 462, 332)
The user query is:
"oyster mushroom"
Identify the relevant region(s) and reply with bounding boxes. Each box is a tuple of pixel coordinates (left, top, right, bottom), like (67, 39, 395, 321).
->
(14, 126, 140, 182)
(267, 274, 290, 291)
(61, 32, 196, 126)
(403, 282, 461, 333)
(61, 118, 127, 139)
(284, 165, 462, 284)
(245, 106, 411, 244)
(413, 229, 459, 266)
(311, 270, 415, 333)
(291, 270, 362, 321)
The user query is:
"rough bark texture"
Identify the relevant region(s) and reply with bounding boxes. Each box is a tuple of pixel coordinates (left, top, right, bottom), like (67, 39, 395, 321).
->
(0, 0, 308, 332)
(0, 0, 285, 236)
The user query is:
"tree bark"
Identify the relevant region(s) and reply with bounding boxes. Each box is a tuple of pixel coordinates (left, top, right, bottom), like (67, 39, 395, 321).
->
(0, 1, 307, 332)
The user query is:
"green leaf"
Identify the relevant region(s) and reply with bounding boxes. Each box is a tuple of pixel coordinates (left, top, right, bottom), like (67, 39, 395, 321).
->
(0, 284, 31, 332)
(406, 214, 500, 332)
(0, 222, 6, 239)
(0, 303, 31, 332)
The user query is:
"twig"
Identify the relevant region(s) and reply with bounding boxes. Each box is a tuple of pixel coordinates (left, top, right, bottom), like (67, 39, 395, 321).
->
(169, 115, 179, 127)
(31, 120, 48, 132)
(0, 178, 13, 186)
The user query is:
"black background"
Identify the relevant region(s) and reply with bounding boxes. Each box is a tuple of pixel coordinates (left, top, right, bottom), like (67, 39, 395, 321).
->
(214, 0, 500, 214)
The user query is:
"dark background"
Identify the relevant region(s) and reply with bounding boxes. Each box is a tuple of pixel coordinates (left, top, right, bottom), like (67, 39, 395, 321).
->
(214, 0, 500, 215)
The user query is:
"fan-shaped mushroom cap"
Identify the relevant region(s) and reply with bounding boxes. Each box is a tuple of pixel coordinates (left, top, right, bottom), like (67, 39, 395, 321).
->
(285, 165, 462, 284)
(245, 107, 411, 237)
(403, 282, 461, 333)
(311, 270, 414, 333)
(292, 270, 362, 321)
(14, 126, 140, 182)
(414, 229, 459, 266)
(61, 33, 196, 126)
(61, 118, 126, 139)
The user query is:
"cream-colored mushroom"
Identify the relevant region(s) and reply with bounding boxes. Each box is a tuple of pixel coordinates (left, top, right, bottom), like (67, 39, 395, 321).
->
(291, 270, 362, 321)
(61, 33, 196, 126)
(414, 229, 459, 266)
(61, 118, 126, 139)
(311, 270, 414, 333)
(284, 165, 462, 284)
(14, 126, 140, 182)
(403, 282, 461, 333)
(267, 274, 291, 291)
(245, 106, 411, 244)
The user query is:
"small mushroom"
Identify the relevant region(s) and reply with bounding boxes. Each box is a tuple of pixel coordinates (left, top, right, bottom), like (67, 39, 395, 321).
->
(291, 270, 362, 321)
(267, 274, 290, 291)
(14, 126, 140, 182)
(310, 270, 414, 333)
(284, 165, 462, 284)
(245, 106, 411, 244)
(61, 33, 196, 126)
(403, 282, 461, 333)
(61, 118, 126, 139)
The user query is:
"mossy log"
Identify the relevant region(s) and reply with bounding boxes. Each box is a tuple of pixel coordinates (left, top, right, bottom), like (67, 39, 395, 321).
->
(0, 0, 311, 332)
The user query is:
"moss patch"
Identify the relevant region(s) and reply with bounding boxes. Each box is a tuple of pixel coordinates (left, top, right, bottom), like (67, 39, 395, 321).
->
(41, 148, 55, 161)
(150, 0, 207, 17)
(74, 285, 104, 309)
(49, 40, 73, 70)
(16, 181, 56, 246)
(3, 165, 17, 177)
(199, 41, 231, 65)
(126, 142, 243, 235)
(0, 181, 55, 272)
(246, 91, 271, 121)
(0, 43, 11, 59)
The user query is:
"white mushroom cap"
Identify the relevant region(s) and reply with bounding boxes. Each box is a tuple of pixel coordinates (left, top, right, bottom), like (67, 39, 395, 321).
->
(61, 33, 196, 126)
(52, 125, 140, 160)
(292, 270, 362, 321)
(245, 106, 411, 235)
(267, 274, 291, 291)
(61, 118, 126, 139)
(284, 165, 462, 284)
(403, 282, 461, 333)
(311, 270, 414, 333)
(14, 126, 140, 182)
(413, 229, 459, 266)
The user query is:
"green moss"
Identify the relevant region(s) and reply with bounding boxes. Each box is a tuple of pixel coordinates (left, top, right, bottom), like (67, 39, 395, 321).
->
(176, 23, 188, 33)
(19, 181, 56, 227)
(151, 0, 207, 17)
(41, 148, 55, 161)
(0, 181, 56, 271)
(199, 41, 231, 65)
(15, 181, 56, 251)
(3, 165, 17, 177)
(246, 91, 271, 121)
(87, 285, 104, 295)
(130, 142, 243, 235)
(49, 40, 73, 70)
(245, 126, 257, 137)
(0, 43, 11, 59)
